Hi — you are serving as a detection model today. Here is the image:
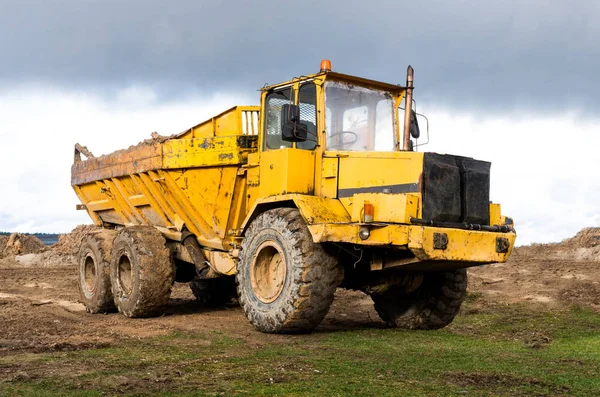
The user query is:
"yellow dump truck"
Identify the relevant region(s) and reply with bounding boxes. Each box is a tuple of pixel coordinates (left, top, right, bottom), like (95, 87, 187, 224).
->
(72, 61, 516, 333)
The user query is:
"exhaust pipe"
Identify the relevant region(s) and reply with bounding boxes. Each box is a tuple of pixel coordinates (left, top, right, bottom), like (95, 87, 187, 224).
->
(181, 231, 210, 273)
(402, 65, 414, 151)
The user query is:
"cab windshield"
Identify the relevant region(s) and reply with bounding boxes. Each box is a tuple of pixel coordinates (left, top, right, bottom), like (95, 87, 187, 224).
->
(325, 81, 395, 151)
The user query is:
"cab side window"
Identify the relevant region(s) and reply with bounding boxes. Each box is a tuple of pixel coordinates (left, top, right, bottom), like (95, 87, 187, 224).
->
(297, 83, 318, 150)
(265, 88, 293, 150)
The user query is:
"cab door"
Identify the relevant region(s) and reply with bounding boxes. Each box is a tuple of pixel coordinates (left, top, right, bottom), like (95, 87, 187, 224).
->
(252, 83, 318, 200)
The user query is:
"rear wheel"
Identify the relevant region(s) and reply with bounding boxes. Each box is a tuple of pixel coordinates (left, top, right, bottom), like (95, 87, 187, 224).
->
(237, 208, 343, 334)
(77, 228, 117, 313)
(371, 269, 467, 329)
(190, 276, 238, 306)
(110, 226, 175, 318)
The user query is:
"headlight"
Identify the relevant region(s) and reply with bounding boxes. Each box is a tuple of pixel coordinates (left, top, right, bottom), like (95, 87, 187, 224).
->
(359, 226, 370, 240)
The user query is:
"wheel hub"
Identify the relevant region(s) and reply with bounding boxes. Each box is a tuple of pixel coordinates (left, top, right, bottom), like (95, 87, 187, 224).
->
(250, 241, 287, 303)
(117, 254, 133, 295)
(82, 254, 96, 295)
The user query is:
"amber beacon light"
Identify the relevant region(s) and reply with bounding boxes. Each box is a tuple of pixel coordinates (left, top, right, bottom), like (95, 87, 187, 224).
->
(320, 59, 332, 72)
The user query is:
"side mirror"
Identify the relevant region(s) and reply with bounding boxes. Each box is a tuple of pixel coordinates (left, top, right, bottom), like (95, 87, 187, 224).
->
(281, 104, 300, 126)
(282, 122, 308, 142)
(280, 104, 307, 142)
(410, 110, 420, 139)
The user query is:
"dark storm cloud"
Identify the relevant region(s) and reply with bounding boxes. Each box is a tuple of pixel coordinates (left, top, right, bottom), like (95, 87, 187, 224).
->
(0, 0, 597, 113)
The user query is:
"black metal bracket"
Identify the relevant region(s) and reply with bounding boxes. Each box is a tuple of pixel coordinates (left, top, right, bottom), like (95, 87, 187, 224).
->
(433, 233, 448, 250)
(496, 237, 510, 253)
(411, 217, 514, 233)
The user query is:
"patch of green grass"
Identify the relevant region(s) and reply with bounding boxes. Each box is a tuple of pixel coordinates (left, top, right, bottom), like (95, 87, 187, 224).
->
(2, 303, 600, 396)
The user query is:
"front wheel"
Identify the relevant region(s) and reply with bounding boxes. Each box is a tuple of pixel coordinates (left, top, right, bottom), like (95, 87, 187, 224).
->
(236, 208, 343, 333)
(371, 269, 467, 330)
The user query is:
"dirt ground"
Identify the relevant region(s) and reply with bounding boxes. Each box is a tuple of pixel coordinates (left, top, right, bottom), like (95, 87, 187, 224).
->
(469, 227, 600, 310)
(0, 227, 380, 355)
(1, 226, 599, 356)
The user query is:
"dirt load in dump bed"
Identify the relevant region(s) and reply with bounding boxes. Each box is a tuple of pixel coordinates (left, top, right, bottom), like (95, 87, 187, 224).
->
(1, 225, 599, 354)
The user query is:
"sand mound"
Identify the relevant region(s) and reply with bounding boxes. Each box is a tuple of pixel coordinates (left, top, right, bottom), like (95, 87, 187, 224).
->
(1, 225, 98, 268)
(51, 225, 97, 257)
(27, 225, 97, 267)
(470, 226, 600, 311)
(513, 227, 600, 262)
(561, 227, 600, 249)
(0, 233, 46, 259)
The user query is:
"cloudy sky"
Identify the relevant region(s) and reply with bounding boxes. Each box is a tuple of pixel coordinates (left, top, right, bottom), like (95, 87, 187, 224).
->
(0, 0, 598, 245)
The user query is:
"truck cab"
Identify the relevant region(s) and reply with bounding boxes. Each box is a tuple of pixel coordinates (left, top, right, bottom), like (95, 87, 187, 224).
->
(244, 61, 514, 272)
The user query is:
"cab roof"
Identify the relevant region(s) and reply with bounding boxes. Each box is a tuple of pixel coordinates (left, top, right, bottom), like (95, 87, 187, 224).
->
(261, 71, 406, 94)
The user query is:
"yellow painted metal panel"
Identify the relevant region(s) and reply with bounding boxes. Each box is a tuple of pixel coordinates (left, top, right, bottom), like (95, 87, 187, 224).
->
(335, 151, 424, 216)
(157, 170, 223, 249)
(214, 109, 242, 137)
(337, 152, 424, 192)
(225, 173, 249, 239)
(309, 222, 515, 263)
(109, 178, 149, 224)
(258, 149, 315, 198)
(136, 173, 179, 229)
(408, 226, 516, 263)
(241, 194, 350, 231)
(490, 203, 502, 225)
(129, 194, 150, 207)
(176, 106, 260, 139)
(95, 180, 133, 225)
(73, 185, 103, 226)
(162, 136, 251, 169)
(350, 193, 419, 223)
(244, 153, 260, 214)
(308, 224, 409, 246)
(291, 194, 350, 224)
(320, 157, 338, 198)
(168, 167, 238, 241)
(86, 199, 114, 212)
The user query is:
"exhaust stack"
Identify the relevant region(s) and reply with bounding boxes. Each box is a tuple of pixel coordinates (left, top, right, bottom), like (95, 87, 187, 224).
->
(402, 65, 414, 151)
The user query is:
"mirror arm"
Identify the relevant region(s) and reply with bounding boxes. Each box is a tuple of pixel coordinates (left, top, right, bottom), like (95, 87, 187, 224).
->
(402, 65, 414, 151)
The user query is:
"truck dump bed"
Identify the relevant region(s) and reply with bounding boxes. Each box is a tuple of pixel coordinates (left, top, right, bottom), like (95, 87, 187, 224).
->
(71, 106, 259, 252)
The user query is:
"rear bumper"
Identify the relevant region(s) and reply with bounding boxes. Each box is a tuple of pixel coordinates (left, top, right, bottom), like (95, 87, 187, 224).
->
(407, 226, 515, 263)
(308, 223, 516, 264)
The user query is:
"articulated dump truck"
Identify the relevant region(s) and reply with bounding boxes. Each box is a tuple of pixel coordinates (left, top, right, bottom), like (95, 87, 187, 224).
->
(72, 61, 516, 333)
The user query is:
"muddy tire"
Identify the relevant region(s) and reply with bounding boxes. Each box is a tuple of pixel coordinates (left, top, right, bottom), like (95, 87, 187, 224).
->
(77, 228, 117, 313)
(237, 208, 342, 333)
(190, 276, 238, 306)
(371, 269, 467, 330)
(110, 226, 174, 318)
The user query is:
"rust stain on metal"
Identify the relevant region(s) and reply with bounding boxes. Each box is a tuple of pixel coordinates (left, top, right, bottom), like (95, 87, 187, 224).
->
(219, 153, 234, 161)
(198, 139, 211, 149)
